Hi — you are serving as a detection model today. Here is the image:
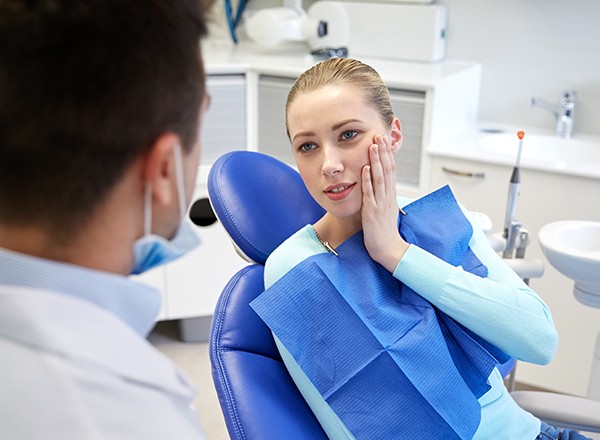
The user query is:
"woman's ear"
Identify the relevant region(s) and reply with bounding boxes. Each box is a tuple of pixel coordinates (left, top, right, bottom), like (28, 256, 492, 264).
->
(390, 117, 403, 153)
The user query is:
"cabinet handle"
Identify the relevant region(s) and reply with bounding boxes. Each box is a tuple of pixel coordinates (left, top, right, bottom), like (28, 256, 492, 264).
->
(441, 166, 485, 179)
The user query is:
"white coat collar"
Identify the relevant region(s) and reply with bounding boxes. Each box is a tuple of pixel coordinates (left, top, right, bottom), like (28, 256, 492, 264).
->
(0, 247, 161, 336)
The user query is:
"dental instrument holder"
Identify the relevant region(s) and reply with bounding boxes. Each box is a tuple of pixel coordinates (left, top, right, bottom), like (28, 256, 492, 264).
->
(530, 89, 576, 139)
(504, 220, 523, 258)
(515, 229, 530, 260)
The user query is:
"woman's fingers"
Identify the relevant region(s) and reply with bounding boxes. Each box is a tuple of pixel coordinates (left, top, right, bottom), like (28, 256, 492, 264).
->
(381, 136, 397, 192)
(362, 163, 373, 200)
(369, 141, 384, 200)
(368, 135, 396, 203)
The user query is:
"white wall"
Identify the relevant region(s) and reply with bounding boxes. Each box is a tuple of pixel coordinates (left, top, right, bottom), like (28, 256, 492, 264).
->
(212, 0, 600, 136)
(438, 0, 600, 136)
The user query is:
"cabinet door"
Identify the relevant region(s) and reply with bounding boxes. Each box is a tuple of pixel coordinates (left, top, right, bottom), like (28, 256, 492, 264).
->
(429, 156, 510, 222)
(257, 76, 294, 164)
(390, 90, 425, 190)
(201, 74, 247, 163)
(257, 75, 426, 192)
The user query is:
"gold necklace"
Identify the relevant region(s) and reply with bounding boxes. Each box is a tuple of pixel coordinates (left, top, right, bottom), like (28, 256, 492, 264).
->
(313, 227, 339, 256)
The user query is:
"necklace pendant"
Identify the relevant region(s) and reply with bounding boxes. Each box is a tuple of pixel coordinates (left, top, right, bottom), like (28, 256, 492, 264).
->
(322, 241, 339, 257)
(314, 227, 339, 257)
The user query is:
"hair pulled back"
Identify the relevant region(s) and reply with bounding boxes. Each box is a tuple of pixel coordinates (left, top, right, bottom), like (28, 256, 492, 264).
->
(285, 58, 395, 137)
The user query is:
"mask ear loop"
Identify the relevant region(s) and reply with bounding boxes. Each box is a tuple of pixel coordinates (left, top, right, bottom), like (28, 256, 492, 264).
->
(173, 144, 187, 222)
(144, 183, 152, 236)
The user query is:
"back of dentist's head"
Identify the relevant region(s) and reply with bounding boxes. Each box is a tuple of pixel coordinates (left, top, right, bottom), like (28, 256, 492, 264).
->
(0, 0, 209, 242)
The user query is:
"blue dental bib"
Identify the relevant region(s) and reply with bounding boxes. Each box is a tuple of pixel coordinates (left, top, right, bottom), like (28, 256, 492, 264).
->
(251, 185, 509, 439)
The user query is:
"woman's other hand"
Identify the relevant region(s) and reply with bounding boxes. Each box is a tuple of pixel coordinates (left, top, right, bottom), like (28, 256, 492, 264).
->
(361, 134, 409, 272)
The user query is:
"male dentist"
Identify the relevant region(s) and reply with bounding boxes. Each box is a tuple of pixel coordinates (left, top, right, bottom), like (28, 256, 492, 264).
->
(0, 0, 213, 438)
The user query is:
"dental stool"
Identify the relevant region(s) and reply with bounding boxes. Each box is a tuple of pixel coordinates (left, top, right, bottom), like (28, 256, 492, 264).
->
(207, 151, 600, 438)
(207, 151, 327, 439)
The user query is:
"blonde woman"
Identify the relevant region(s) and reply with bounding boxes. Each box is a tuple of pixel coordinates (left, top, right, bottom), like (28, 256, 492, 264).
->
(255, 58, 588, 440)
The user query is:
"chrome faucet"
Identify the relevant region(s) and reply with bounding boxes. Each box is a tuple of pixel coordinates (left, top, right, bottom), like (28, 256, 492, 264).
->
(529, 89, 576, 139)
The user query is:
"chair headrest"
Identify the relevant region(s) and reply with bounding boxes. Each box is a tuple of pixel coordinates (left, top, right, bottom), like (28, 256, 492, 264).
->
(208, 151, 326, 265)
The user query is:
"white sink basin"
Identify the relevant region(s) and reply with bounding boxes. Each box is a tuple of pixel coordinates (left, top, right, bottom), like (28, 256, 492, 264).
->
(479, 132, 600, 169)
(538, 220, 600, 307)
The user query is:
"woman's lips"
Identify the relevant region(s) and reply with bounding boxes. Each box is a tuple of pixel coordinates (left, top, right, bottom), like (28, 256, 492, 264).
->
(324, 183, 356, 201)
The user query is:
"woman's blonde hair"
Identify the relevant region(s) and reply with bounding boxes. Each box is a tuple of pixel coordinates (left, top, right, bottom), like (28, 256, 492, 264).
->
(285, 58, 395, 137)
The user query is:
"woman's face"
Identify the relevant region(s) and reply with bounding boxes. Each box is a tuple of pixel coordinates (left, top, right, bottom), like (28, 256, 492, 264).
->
(287, 84, 399, 222)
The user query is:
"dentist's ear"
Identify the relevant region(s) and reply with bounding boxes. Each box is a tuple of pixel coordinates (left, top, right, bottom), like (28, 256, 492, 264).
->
(389, 117, 403, 153)
(143, 133, 181, 207)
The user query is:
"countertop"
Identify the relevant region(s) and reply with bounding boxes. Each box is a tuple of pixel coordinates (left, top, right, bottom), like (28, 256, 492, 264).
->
(202, 40, 480, 91)
(428, 122, 600, 180)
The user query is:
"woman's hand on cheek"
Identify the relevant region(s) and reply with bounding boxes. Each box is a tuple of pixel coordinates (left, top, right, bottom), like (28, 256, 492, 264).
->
(361, 134, 409, 272)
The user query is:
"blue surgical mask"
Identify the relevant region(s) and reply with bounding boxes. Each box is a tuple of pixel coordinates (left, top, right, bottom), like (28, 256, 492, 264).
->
(131, 145, 201, 275)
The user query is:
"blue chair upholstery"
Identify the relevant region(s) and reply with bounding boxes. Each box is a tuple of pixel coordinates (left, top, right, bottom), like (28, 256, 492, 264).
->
(207, 151, 327, 439)
(207, 150, 325, 265)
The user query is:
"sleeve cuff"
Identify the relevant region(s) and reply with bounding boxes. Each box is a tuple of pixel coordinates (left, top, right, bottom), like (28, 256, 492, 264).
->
(392, 244, 456, 303)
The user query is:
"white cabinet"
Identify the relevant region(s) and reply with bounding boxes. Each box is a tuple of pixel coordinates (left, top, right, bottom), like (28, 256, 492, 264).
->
(429, 154, 600, 397)
(255, 65, 478, 198)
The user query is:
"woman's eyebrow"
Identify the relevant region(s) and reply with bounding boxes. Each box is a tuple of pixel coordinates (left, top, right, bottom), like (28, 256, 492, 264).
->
(291, 130, 315, 142)
(291, 118, 364, 142)
(331, 119, 363, 131)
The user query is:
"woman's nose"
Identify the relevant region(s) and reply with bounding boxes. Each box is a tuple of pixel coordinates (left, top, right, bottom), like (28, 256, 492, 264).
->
(321, 146, 343, 176)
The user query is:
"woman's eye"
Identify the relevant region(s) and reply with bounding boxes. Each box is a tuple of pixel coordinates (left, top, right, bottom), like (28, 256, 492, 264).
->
(340, 130, 358, 141)
(298, 143, 316, 152)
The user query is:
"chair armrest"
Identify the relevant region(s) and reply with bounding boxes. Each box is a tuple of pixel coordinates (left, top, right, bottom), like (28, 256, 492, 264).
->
(511, 390, 600, 433)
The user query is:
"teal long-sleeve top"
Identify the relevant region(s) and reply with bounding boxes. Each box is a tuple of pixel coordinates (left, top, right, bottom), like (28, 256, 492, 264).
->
(264, 197, 558, 440)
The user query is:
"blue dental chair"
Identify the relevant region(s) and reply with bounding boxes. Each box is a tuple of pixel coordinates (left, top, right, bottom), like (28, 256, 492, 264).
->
(207, 151, 600, 439)
(207, 151, 328, 439)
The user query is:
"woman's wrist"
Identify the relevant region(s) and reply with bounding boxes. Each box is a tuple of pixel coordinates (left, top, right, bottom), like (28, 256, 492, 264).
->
(377, 240, 410, 273)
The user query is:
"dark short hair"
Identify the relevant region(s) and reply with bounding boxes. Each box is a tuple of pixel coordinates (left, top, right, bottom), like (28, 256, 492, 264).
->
(0, 0, 209, 237)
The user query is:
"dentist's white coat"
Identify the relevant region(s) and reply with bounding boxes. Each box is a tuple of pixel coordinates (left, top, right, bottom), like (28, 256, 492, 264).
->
(0, 286, 205, 440)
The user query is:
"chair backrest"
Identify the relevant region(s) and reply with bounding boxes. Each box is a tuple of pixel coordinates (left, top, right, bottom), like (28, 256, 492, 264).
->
(207, 151, 327, 439)
(208, 150, 325, 264)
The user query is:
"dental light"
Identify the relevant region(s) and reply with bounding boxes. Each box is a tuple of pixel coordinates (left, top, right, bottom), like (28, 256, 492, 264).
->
(244, 1, 349, 55)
